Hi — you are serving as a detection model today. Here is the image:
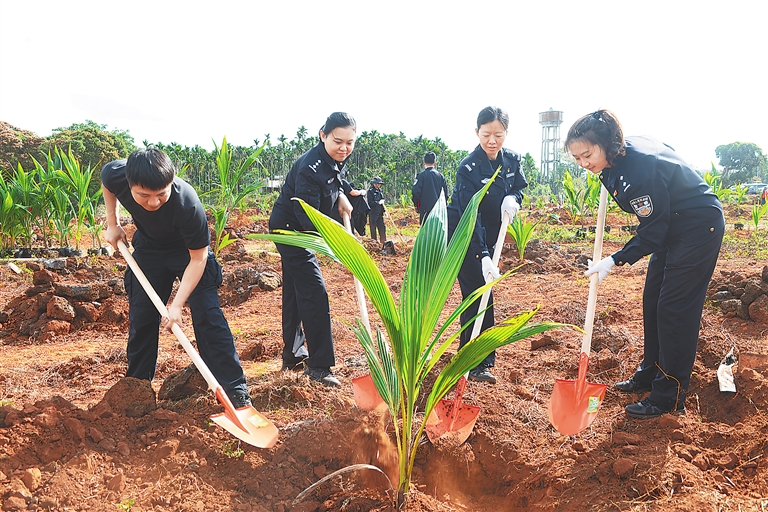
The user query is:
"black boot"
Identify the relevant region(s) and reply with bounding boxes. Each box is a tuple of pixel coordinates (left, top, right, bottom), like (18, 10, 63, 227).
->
(614, 376, 652, 393)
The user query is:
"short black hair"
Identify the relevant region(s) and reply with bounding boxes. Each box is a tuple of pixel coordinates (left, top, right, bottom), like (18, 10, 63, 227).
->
(477, 106, 509, 131)
(320, 112, 356, 137)
(424, 152, 436, 165)
(125, 148, 176, 190)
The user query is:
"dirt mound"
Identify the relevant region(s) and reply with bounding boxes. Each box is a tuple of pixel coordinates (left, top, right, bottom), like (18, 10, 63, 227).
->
(1, 211, 767, 511)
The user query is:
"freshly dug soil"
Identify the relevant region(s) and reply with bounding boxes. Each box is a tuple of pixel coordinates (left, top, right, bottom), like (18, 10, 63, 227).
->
(1, 209, 766, 511)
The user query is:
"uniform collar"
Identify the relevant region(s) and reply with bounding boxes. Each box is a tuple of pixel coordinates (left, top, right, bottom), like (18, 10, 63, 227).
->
(599, 161, 621, 192)
(473, 144, 504, 176)
(317, 142, 347, 173)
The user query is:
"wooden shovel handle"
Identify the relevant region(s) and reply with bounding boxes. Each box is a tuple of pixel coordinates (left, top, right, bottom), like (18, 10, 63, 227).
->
(342, 214, 372, 337)
(581, 186, 609, 356)
(469, 211, 511, 342)
(116, 241, 222, 394)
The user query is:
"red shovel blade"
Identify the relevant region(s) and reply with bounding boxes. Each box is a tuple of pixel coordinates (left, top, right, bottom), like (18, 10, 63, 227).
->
(425, 376, 481, 445)
(548, 353, 607, 436)
(352, 374, 387, 412)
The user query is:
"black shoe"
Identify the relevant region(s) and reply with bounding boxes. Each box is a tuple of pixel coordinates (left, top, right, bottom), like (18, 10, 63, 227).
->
(468, 367, 497, 384)
(625, 398, 685, 419)
(228, 390, 252, 409)
(281, 359, 306, 372)
(614, 377, 652, 393)
(304, 367, 341, 387)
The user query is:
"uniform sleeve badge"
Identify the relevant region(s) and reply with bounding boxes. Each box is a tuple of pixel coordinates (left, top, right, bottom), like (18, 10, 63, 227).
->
(630, 195, 653, 217)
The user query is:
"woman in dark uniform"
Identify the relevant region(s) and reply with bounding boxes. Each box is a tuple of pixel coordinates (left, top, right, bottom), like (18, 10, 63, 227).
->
(268, 112, 355, 387)
(566, 109, 724, 419)
(448, 106, 528, 384)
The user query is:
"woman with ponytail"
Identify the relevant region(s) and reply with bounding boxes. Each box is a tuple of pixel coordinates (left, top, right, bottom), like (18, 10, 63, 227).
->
(269, 112, 356, 387)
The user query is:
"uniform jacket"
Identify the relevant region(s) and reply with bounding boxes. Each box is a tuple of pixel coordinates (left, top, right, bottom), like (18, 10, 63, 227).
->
(367, 187, 386, 218)
(448, 145, 528, 259)
(412, 166, 448, 216)
(605, 136, 723, 266)
(270, 142, 346, 231)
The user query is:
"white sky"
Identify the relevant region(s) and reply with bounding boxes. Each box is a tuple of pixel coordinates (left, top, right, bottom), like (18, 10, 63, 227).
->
(1, 0, 766, 171)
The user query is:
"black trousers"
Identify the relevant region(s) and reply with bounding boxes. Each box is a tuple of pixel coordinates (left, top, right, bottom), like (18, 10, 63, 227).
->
(631, 213, 724, 410)
(457, 252, 496, 369)
(275, 242, 335, 369)
(369, 214, 386, 243)
(124, 246, 247, 395)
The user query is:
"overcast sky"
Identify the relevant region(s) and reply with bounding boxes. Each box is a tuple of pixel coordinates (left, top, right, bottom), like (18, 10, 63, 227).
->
(1, 0, 766, 171)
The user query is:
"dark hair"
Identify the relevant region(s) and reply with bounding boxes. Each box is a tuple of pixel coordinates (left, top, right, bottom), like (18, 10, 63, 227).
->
(125, 148, 176, 190)
(564, 109, 626, 165)
(476, 106, 509, 131)
(424, 151, 436, 164)
(319, 112, 356, 137)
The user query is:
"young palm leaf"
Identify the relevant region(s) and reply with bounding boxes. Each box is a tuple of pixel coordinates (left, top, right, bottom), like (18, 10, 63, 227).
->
(249, 173, 569, 504)
(507, 214, 541, 260)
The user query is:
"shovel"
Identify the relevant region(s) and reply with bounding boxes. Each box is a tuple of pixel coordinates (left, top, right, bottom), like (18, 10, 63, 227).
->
(425, 211, 511, 444)
(117, 241, 279, 448)
(547, 186, 609, 436)
(342, 214, 387, 412)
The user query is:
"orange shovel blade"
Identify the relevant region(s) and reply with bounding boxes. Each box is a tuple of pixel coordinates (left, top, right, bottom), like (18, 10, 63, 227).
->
(548, 378, 607, 436)
(548, 354, 607, 436)
(352, 374, 387, 412)
(210, 388, 279, 448)
(425, 377, 481, 445)
(425, 400, 481, 444)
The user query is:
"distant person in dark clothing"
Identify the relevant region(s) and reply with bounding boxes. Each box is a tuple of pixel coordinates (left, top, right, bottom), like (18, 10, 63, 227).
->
(101, 148, 251, 408)
(412, 151, 448, 224)
(268, 112, 356, 387)
(566, 109, 724, 419)
(367, 176, 387, 245)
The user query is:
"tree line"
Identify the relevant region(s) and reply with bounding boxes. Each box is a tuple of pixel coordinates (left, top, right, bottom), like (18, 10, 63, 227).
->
(1, 119, 765, 204)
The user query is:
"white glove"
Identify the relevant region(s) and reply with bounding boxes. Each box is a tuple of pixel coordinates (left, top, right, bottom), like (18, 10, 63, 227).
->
(481, 256, 500, 284)
(378, 199, 385, 205)
(585, 256, 615, 284)
(501, 195, 520, 222)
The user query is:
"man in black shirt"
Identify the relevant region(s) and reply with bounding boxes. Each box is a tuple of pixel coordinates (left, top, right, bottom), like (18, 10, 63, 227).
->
(101, 148, 250, 408)
(412, 152, 448, 225)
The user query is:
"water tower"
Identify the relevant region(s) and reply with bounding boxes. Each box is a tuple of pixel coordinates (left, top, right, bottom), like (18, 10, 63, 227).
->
(539, 108, 563, 181)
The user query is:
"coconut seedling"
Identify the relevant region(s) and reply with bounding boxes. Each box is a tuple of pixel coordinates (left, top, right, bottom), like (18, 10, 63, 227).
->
(252, 172, 567, 507)
(752, 201, 768, 231)
(204, 136, 266, 257)
(52, 147, 102, 251)
(507, 213, 541, 260)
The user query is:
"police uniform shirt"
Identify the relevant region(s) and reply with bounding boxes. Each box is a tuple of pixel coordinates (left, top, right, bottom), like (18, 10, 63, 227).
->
(367, 187, 386, 217)
(604, 136, 723, 266)
(412, 166, 448, 214)
(448, 145, 528, 259)
(271, 142, 346, 231)
(101, 160, 210, 251)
